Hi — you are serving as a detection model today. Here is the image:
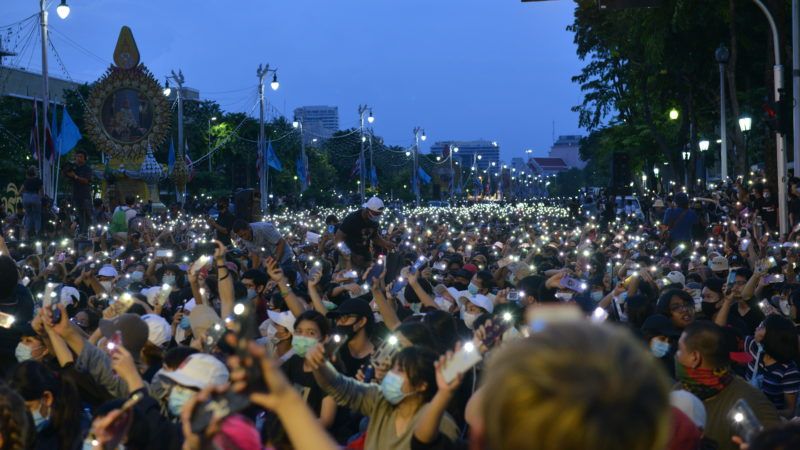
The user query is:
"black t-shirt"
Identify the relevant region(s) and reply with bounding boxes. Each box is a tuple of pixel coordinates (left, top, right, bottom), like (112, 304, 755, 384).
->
(336, 342, 371, 378)
(790, 195, 800, 219)
(23, 177, 43, 194)
(215, 211, 235, 246)
(72, 164, 93, 201)
(755, 196, 778, 229)
(339, 210, 378, 257)
(0, 285, 35, 377)
(281, 354, 326, 415)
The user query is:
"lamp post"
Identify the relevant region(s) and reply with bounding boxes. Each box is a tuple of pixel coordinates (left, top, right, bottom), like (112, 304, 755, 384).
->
(412, 127, 424, 206)
(207, 116, 217, 172)
(681, 150, 691, 188)
(449, 145, 459, 203)
(358, 105, 373, 203)
(293, 119, 307, 193)
(739, 116, 752, 175)
(699, 139, 710, 186)
(715, 45, 730, 181)
(256, 64, 278, 212)
(752, 0, 788, 236)
(653, 167, 660, 194)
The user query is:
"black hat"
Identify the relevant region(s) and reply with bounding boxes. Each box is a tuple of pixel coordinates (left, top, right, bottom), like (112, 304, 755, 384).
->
(327, 298, 373, 321)
(453, 269, 473, 280)
(641, 314, 681, 338)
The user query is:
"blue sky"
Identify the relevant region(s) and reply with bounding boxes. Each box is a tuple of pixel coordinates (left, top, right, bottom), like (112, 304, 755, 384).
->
(4, 0, 585, 160)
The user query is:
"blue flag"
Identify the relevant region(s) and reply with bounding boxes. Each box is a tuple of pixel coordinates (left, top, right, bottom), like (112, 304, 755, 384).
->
(266, 140, 282, 172)
(418, 167, 431, 184)
(168, 139, 175, 174)
(57, 107, 82, 155)
(296, 155, 307, 191)
(370, 166, 378, 187)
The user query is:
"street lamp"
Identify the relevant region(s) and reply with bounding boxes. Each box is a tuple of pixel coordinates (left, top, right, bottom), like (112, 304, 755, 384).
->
(698, 140, 710, 185)
(56, 0, 70, 19)
(699, 140, 709, 152)
(367, 110, 374, 124)
(420, 131, 426, 141)
(738, 116, 752, 132)
(163, 80, 171, 97)
(207, 116, 218, 171)
(669, 108, 679, 120)
(270, 73, 279, 91)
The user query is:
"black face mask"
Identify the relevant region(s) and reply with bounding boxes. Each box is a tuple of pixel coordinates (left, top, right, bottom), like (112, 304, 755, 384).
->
(333, 323, 358, 341)
(700, 301, 718, 318)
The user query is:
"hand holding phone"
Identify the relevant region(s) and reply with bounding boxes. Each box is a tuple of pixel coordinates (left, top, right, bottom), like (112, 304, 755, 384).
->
(728, 399, 762, 444)
(441, 341, 483, 384)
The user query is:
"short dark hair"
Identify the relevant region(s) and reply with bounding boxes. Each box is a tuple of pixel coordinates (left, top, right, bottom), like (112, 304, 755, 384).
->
(75, 149, 87, 158)
(517, 275, 543, 299)
(656, 289, 693, 316)
(762, 315, 799, 363)
(0, 255, 19, 300)
(476, 270, 494, 289)
(232, 219, 250, 233)
(125, 195, 135, 206)
(242, 269, 269, 287)
(393, 346, 438, 402)
(395, 321, 438, 353)
(325, 215, 338, 225)
(164, 346, 199, 370)
(683, 321, 730, 369)
(294, 310, 330, 338)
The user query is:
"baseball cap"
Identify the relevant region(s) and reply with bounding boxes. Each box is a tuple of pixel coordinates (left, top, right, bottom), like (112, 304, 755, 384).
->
(459, 292, 494, 313)
(666, 271, 686, 287)
(653, 199, 665, 208)
(161, 353, 229, 389)
(462, 264, 479, 275)
(708, 256, 729, 272)
(98, 265, 118, 277)
(267, 309, 296, 331)
(59, 286, 80, 306)
(141, 314, 172, 347)
(327, 298, 373, 320)
(453, 269, 473, 280)
(99, 313, 149, 359)
(362, 196, 385, 212)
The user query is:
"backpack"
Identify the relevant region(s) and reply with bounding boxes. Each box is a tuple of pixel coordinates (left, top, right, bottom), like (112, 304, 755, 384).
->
(109, 206, 129, 233)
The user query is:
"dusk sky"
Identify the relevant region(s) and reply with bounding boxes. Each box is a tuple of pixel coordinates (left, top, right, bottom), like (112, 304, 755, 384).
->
(5, 0, 585, 161)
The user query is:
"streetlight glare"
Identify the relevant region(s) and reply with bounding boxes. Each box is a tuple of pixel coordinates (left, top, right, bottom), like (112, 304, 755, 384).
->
(292, 121, 299, 128)
(270, 74, 279, 91)
(453, 147, 459, 153)
(698, 140, 710, 151)
(420, 133, 427, 142)
(211, 116, 218, 121)
(56, 0, 70, 19)
(739, 117, 752, 132)
(367, 111, 375, 123)
(669, 108, 679, 120)
(163, 87, 171, 97)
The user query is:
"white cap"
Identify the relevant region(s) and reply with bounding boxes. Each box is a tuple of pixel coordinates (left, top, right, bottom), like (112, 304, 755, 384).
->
(666, 271, 685, 287)
(709, 256, 729, 272)
(162, 353, 229, 389)
(670, 390, 707, 429)
(362, 196, 385, 212)
(458, 292, 494, 313)
(59, 286, 80, 306)
(141, 314, 172, 347)
(267, 309, 296, 331)
(98, 265, 118, 277)
(140, 286, 161, 306)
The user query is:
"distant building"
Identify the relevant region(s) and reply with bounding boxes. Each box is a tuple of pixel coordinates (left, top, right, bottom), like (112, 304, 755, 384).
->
(430, 140, 500, 171)
(293, 106, 339, 144)
(529, 157, 570, 176)
(549, 134, 586, 169)
(0, 66, 82, 104)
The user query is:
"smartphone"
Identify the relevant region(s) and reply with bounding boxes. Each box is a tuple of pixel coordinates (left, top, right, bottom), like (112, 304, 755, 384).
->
(365, 261, 384, 285)
(327, 225, 335, 234)
(191, 255, 212, 274)
(362, 364, 375, 383)
(433, 261, 448, 272)
(155, 249, 173, 258)
(441, 342, 483, 384)
(766, 274, 785, 284)
(481, 318, 513, 348)
(560, 276, 588, 293)
(342, 270, 358, 280)
(410, 256, 428, 274)
(337, 242, 352, 256)
(726, 270, 737, 287)
(203, 322, 228, 352)
(106, 330, 123, 354)
(0, 312, 16, 329)
(728, 399, 762, 444)
(507, 290, 520, 302)
(371, 335, 400, 369)
(190, 390, 251, 434)
(324, 332, 350, 359)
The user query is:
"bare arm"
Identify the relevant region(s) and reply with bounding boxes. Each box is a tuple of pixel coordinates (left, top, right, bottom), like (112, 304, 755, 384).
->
(265, 256, 309, 317)
(214, 241, 234, 318)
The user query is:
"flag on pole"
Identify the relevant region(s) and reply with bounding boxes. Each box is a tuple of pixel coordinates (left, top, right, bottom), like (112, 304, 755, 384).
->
(370, 166, 378, 187)
(351, 157, 361, 178)
(57, 106, 81, 155)
(418, 167, 431, 184)
(29, 99, 40, 161)
(266, 140, 282, 171)
(168, 139, 175, 174)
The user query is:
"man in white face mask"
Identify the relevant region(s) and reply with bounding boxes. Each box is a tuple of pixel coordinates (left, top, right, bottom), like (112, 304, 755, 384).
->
(15, 325, 49, 362)
(96, 265, 118, 294)
(458, 292, 493, 330)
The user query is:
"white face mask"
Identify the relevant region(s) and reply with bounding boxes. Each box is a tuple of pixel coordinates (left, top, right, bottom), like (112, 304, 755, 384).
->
(461, 310, 480, 330)
(99, 280, 114, 292)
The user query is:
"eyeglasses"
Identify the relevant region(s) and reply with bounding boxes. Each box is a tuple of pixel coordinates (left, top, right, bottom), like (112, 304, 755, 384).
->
(669, 303, 693, 313)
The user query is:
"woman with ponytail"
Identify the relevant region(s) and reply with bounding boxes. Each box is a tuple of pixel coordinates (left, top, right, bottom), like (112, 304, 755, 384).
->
(9, 361, 88, 450)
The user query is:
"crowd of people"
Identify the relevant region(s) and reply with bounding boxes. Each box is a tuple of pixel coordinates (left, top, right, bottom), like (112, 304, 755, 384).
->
(1, 159, 800, 449)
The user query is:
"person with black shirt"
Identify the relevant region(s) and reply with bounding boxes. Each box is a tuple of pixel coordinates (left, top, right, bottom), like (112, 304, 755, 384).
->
(0, 247, 35, 378)
(326, 298, 375, 378)
(206, 197, 235, 246)
(22, 165, 43, 238)
(335, 196, 394, 270)
(64, 149, 93, 235)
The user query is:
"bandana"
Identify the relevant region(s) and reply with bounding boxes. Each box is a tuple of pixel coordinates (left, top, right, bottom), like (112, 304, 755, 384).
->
(675, 363, 733, 400)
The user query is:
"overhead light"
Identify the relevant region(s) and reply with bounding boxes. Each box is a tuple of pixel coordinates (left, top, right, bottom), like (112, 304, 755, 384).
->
(210, 116, 218, 121)
(56, 0, 70, 19)
(420, 132, 427, 142)
(367, 110, 374, 124)
(739, 116, 752, 132)
(270, 73, 279, 91)
(292, 121, 299, 128)
(669, 108, 679, 120)
(163, 80, 171, 97)
(698, 140, 710, 151)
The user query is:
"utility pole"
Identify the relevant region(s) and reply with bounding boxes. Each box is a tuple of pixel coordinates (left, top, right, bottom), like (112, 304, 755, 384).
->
(39, 0, 50, 197)
(358, 105, 372, 203)
(413, 127, 424, 207)
(753, 0, 789, 236)
(716, 45, 729, 181)
(793, 0, 800, 176)
(368, 131, 374, 189)
(257, 65, 268, 213)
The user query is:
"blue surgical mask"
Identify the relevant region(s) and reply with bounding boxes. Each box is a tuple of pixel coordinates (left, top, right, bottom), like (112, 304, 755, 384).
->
(650, 339, 671, 358)
(168, 387, 195, 417)
(131, 271, 144, 282)
(31, 404, 50, 431)
(380, 371, 409, 405)
(467, 283, 479, 296)
(180, 316, 191, 330)
(15, 343, 35, 362)
(246, 288, 258, 301)
(162, 274, 176, 286)
(291, 335, 318, 357)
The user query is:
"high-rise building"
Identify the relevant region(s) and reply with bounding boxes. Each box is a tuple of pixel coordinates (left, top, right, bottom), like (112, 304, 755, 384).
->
(549, 135, 586, 169)
(430, 140, 500, 171)
(293, 105, 339, 144)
